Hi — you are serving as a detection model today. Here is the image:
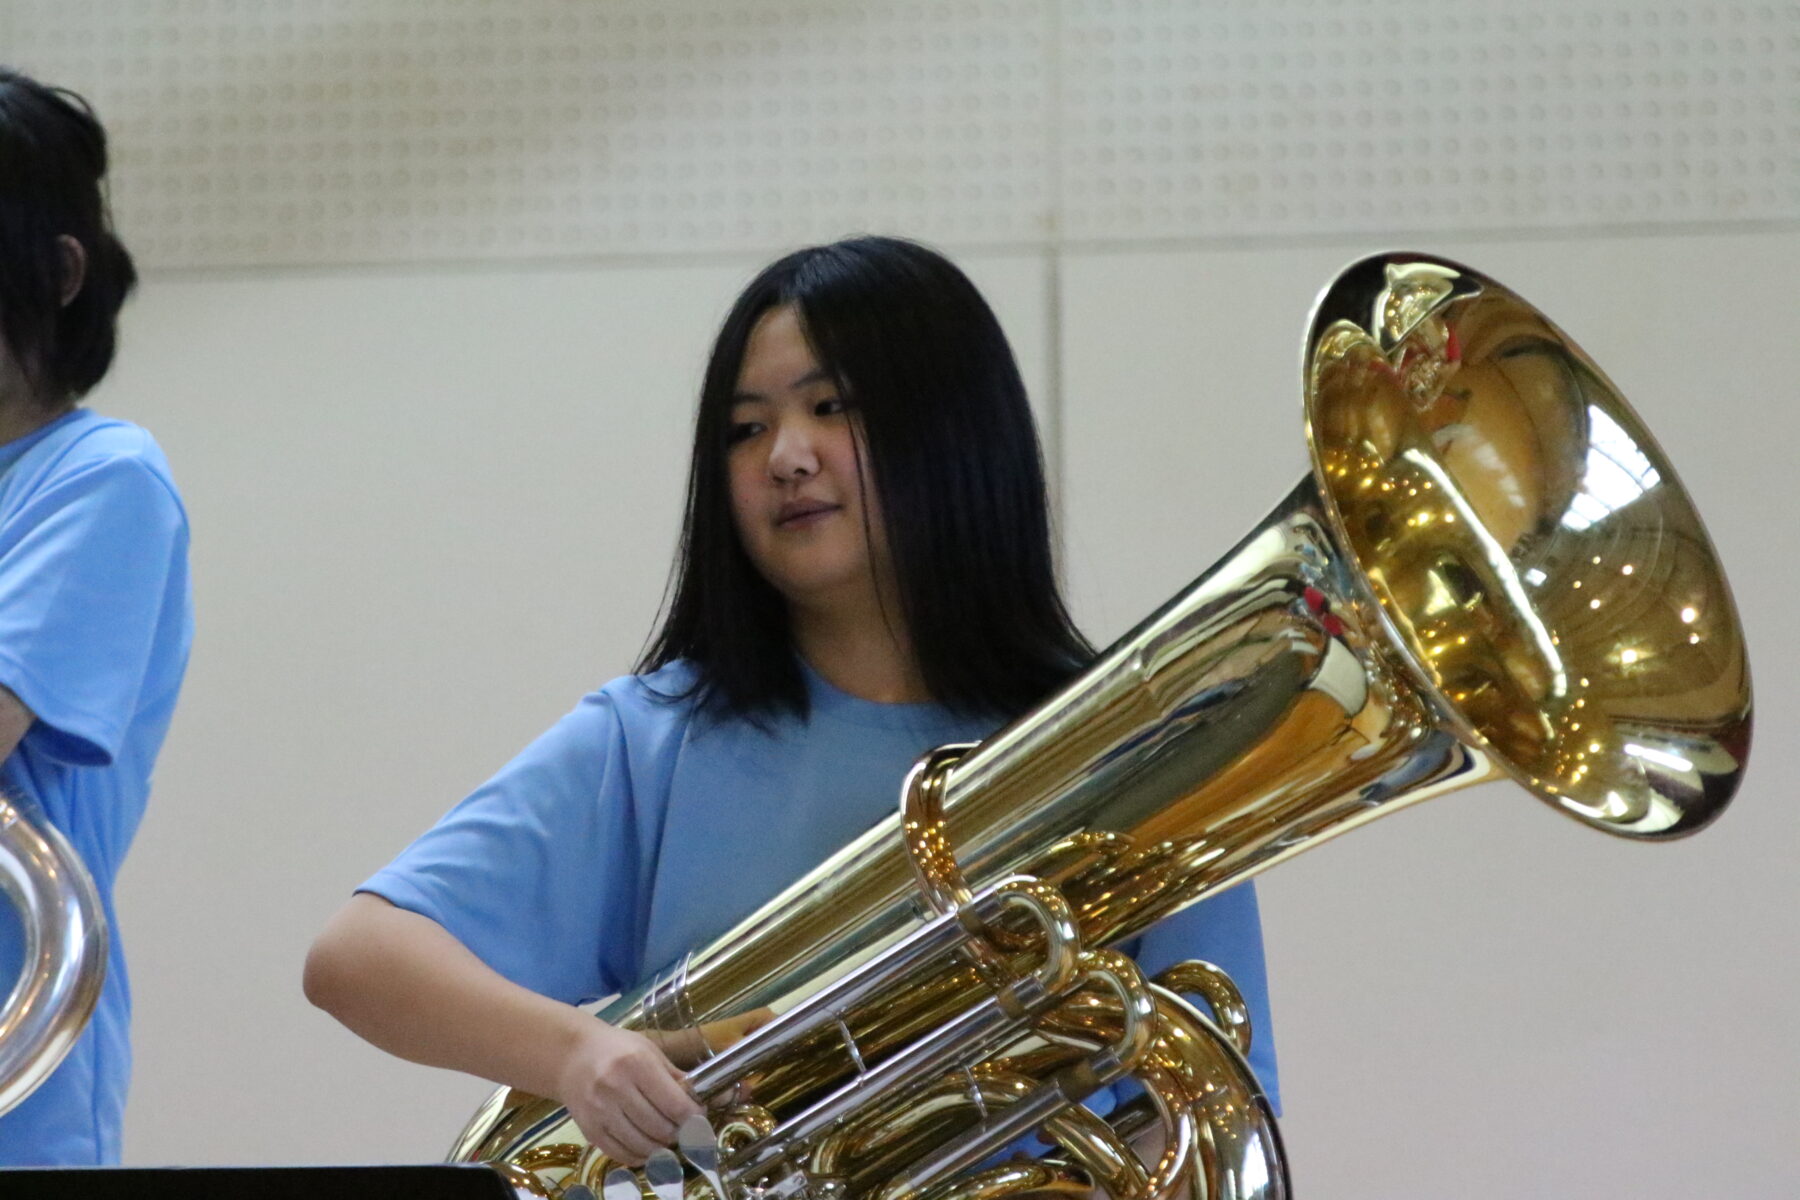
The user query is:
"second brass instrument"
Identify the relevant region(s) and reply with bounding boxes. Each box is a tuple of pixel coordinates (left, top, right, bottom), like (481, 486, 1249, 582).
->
(451, 254, 1751, 1200)
(0, 794, 108, 1117)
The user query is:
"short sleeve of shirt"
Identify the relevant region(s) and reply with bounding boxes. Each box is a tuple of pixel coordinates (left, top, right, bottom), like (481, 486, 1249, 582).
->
(0, 452, 187, 767)
(359, 691, 647, 1004)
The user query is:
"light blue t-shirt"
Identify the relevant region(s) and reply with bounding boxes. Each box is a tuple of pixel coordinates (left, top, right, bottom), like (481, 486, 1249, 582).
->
(364, 660, 1280, 1119)
(0, 409, 193, 1165)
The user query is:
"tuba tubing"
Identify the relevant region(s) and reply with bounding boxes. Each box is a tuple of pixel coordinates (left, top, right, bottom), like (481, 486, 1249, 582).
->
(0, 794, 108, 1116)
(452, 253, 1752, 1200)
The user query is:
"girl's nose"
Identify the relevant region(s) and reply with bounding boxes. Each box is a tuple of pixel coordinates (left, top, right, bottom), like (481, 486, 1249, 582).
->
(768, 419, 820, 482)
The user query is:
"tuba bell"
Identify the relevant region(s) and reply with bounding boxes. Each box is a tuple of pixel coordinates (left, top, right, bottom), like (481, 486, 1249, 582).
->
(0, 794, 109, 1116)
(450, 253, 1752, 1200)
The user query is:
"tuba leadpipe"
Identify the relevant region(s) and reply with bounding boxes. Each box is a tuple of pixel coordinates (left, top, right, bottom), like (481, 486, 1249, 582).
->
(452, 253, 1751, 1200)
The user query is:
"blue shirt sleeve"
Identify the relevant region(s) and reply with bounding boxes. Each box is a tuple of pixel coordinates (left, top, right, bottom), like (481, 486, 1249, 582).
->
(0, 452, 187, 767)
(359, 691, 647, 1004)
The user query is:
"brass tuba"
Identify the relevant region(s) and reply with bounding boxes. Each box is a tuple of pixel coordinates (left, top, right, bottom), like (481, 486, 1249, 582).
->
(450, 254, 1752, 1200)
(0, 794, 108, 1116)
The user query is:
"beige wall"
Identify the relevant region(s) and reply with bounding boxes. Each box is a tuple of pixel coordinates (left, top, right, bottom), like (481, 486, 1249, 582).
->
(9, 0, 1798, 1194)
(87, 230, 1800, 1196)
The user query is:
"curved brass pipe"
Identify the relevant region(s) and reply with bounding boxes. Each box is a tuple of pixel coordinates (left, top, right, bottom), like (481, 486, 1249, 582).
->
(927, 1160, 1095, 1200)
(0, 795, 108, 1117)
(450, 254, 1748, 1200)
(816, 1069, 1144, 1200)
(1152, 964, 1250, 1059)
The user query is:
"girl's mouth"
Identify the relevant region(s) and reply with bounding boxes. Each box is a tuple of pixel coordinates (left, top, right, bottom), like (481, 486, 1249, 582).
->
(777, 501, 839, 528)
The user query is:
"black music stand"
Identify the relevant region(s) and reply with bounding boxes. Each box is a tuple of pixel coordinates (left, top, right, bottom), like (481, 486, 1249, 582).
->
(0, 1163, 518, 1198)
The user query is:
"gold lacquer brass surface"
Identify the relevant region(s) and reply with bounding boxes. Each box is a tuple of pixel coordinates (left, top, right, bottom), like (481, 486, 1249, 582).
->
(449, 254, 1749, 1200)
(1306, 255, 1751, 836)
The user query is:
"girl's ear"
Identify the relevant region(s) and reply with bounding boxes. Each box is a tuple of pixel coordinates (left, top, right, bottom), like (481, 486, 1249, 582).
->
(56, 235, 87, 307)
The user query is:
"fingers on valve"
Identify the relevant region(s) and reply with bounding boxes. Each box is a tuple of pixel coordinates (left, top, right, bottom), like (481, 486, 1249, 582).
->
(594, 1110, 661, 1168)
(589, 1045, 701, 1164)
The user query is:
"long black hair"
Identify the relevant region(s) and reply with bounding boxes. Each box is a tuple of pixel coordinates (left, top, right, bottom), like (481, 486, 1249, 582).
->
(0, 67, 137, 406)
(639, 236, 1093, 720)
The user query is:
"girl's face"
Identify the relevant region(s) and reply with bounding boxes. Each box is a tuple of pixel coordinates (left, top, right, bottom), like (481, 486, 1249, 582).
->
(727, 305, 887, 612)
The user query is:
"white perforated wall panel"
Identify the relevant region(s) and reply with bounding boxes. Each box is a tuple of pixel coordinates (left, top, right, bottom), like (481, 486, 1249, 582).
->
(8, 0, 1055, 266)
(6, 1, 1795, 269)
(1059, 0, 1799, 238)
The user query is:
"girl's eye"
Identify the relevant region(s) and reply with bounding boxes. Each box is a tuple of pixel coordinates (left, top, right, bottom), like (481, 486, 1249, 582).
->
(815, 396, 846, 417)
(727, 421, 763, 446)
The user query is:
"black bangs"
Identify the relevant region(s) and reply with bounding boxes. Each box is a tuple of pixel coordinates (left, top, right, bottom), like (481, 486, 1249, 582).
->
(638, 236, 1092, 722)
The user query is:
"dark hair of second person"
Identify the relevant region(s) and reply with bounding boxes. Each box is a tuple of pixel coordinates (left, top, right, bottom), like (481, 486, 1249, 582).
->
(0, 67, 137, 407)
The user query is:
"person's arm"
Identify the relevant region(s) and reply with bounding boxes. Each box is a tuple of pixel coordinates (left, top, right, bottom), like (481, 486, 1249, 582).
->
(304, 892, 701, 1165)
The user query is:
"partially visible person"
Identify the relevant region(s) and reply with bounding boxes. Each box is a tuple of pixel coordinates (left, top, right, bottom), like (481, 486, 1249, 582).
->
(0, 67, 193, 1165)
